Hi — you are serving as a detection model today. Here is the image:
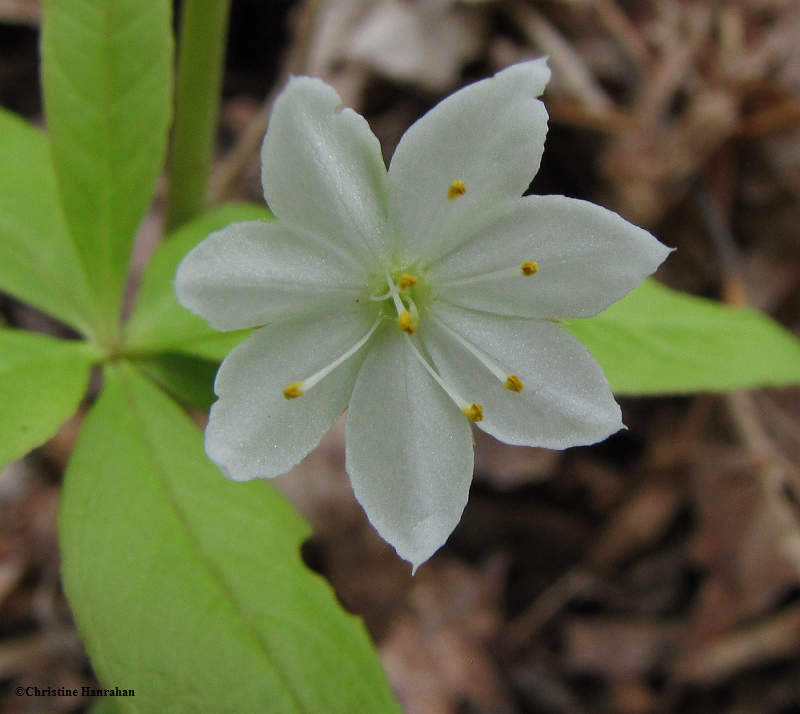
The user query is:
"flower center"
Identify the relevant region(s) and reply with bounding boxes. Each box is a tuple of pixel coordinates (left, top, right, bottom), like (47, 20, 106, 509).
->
(369, 268, 426, 335)
(280, 243, 529, 422)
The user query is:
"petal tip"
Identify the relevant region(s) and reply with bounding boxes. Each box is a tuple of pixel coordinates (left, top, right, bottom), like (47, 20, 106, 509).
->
(496, 56, 551, 96)
(385, 510, 465, 573)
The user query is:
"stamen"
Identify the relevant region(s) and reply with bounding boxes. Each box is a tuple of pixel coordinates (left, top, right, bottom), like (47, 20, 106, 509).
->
(372, 272, 418, 302)
(283, 381, 304, 399)
(430, 313, 524, 393)
(282, 318, 381, 399)
(404, 336, 483, 421)
(521, 260, 539, 276)
(447, 180, 467, 200)
(397, 310, 414, 333)
(504, 375, 524, 392)
(381, 271, 420, 333)
(461, 403, 483, 422)
(437, 260, 541, 289)
(398, 303, 419, 333)
(397, 273, 417, 291)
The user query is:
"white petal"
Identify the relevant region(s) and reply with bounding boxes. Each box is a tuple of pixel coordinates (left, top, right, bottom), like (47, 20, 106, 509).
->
(430, 195, 672, 318)
(422, 302, 623, 448)
(206, 303, 378, 481)
(175, 220, 365, 331)
(387, 59, 550, 265)
(261, 76, 389, 266)
(345, 328, 474, 570)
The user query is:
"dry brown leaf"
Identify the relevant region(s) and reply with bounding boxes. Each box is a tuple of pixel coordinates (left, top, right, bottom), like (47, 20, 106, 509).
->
(676, 601, 800, 685)
(688, 454, 800, 645)
(309, 0, 485, 93)
(600, 89, 738, 225)
(473, 429, 560, 490)
(346, 0, 485, 92)
(380, 556, 513, 714)
(588, 481, 682, 569)
(562, 616, 685, 678)
(0, 0, 39, 25)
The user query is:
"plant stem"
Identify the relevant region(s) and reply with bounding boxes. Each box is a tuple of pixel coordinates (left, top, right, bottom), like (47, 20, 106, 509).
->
(165, 0, 232, 232)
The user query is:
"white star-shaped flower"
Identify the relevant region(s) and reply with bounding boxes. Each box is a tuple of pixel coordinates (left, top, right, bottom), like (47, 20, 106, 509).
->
(175, 59, 670, 570)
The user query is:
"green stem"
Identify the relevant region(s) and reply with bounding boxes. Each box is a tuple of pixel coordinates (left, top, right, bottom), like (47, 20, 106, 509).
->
(165, 0, 232, 232)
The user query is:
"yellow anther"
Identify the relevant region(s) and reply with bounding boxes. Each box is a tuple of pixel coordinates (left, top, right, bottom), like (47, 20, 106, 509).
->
(282, 381, 304, 399)
(505, 375, 524, 392)
(447, 180, 467, 200)
(397, 273, 418, 291)
(521, 260, 539, 276)
(397, 310, 417, 334)
(462, 403, 483, 422)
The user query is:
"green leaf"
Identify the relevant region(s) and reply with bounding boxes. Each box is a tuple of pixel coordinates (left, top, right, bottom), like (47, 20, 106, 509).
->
(41, 0, 172, 339)
(89, 699, 119, 714)
(133, 353, 218, 410)
(60, 363, 401, 714)
(0, 109, 96, 337)
(0, 329, 93, 469)
(167, 330, 251, 363)
(566, 279, 800, 395)
(125, 203, 271, 357)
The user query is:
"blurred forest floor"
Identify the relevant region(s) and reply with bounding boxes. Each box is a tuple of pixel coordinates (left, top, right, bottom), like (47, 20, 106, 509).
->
(2, 1, 800, 712)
